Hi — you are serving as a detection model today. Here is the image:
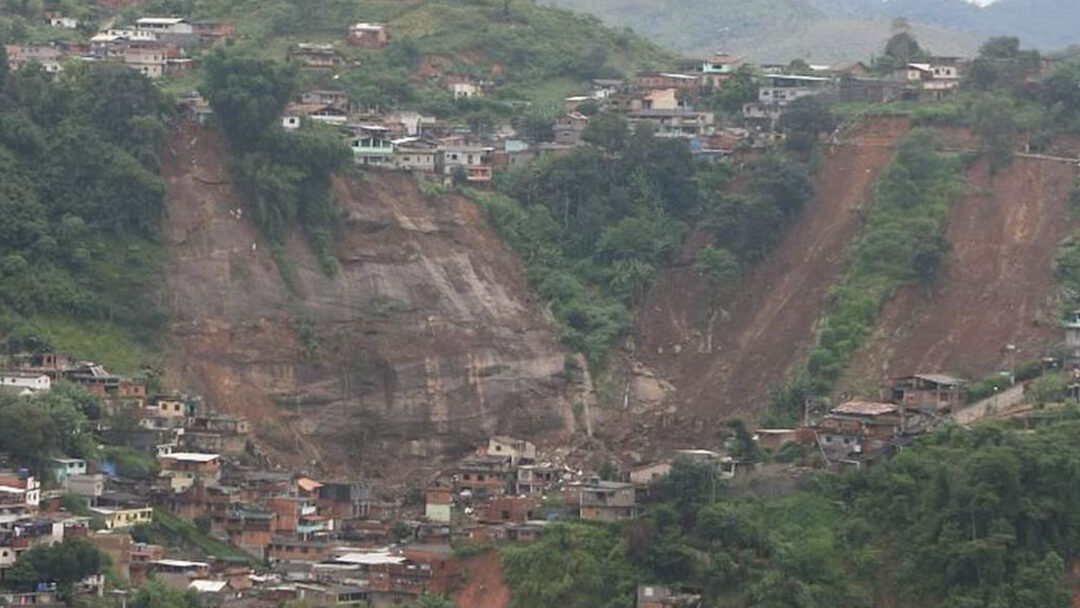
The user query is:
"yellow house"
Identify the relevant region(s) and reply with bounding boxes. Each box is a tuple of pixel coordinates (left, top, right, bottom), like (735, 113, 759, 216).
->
(89, 506, 153, 529)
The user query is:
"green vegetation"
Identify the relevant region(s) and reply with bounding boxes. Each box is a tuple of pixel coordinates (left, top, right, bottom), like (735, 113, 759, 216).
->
(200, 46, 352, 278)
(0, 382, 102, 472)
(483, 117, 812, 366)
(0, 61, 170, 358)
(151, 508, 261, 565)
(771, 130, 964, 419)
(3, 537, 108, 600)
(505, 414, 1080, 607)
(127, 581, 203, 608)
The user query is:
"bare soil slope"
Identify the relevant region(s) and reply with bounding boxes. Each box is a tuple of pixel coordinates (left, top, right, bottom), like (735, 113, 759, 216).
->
(160, 124, 570, 476)
(634, 117, 909, 419)
(840, 154, 1078, 389)
(456, 549, 511, 608)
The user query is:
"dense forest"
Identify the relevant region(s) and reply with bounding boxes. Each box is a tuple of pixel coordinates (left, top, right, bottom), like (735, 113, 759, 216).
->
(0, 54, 170, 364)
(504, 410, 1080, 608)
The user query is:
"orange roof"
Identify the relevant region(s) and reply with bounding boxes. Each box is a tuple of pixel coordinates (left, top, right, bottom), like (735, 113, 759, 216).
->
(297, 478, 323, 493)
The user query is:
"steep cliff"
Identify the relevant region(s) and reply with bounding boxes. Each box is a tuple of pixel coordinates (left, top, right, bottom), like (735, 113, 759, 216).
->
(839, 151, 1080, 391)
(160, 124, 571, 476)
(632, 117, 911, 420)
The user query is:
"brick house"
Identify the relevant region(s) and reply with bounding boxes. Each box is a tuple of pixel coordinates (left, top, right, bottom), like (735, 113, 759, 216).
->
(347, 23, 389, 48)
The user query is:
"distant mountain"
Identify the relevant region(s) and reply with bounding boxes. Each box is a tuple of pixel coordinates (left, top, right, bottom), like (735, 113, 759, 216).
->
(543, 0, 1080, 61)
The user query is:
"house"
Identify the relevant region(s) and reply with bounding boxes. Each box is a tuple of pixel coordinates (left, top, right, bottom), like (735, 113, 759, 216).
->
(816, 401, 907, 463)
(158, 452, 222, 493)
(891, 58, 965, 101)
(514, 464, 559, 496)
(300, 90, 352, 111)
(629, 461, 671, 486)
(288, 44, 344, 69)
(627, 108, 714, 139)
(45, 12, 79, 29)
(393, 138, 438, 172)
(891, 374, 968, 415)
(554, 113, 589, 146)
(449, 82, 481, 99)
(88, 532, 132, 580)
(283, 103, 349, 128)
(347, 22, 389, 48)
(49, 458, 86, 484)
(268, 538, 334, 563)
(317, 480, 372, 520)
(366, 545, 461, 603)
(425, 485, 452, 523)
(479, 496, 537, 525)
(192, 21, 236, 42)
(637, 584, 703, 608)
(349, 126, 395, 167)
(487, 437, 536, 465)
(147, 559, 211, 590)
(0, 372, 50, 394)
(438, 145, 494, 185)
(573, 478, 637, 522)
(1064, 310, 1080, 365)
(5, 44, 64, 73)
(68, 474, 105, 502)
(753, 429, 799, 451)
(635, 72, 700, 94)
(744, 73, 832, 127)
(134, 17, 194, 36)
(699, 52, 742, 87)
(88, 505, 153, 530)
(456, 454, 512, 498)
(226, 508, 277, 559)
(0, 472, 40, 507)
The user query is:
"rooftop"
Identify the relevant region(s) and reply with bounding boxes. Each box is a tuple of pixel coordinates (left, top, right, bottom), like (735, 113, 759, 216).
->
(830, 401, 898, 417)
(160, 452, 220, 463)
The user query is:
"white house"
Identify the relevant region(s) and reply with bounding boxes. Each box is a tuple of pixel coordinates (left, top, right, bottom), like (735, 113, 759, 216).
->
(47, 16, 79, 29)
(0, 372, 51, 393)
(134, 17, 194, 36)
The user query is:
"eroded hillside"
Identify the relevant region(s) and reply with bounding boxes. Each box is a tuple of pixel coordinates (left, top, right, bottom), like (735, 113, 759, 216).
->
(633, 117, 911, 419)
(840, 152, 1080, 391)
(160, 124, 571, 476)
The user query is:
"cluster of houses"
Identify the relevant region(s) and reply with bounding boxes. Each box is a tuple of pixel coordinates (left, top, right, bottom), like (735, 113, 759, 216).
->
(4, 15, 234, 78)
(191, 48, 1004, 186)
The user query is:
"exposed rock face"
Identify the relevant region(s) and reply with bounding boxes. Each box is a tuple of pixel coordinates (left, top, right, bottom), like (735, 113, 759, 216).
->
(160, 124, 570, 475)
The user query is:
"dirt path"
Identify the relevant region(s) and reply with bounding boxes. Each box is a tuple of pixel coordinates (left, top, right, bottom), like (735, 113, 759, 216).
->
(841, 154, 1079, 389)
(634, 117, 910, 419)
(456, 549, 511, 608)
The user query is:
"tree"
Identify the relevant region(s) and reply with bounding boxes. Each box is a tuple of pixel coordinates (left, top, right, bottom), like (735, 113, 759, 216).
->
(778, 95, 835, 155)
(580, 112, 628, 152)
(710, 65, 757, 114)
(6, 538, 107, 598)
(200, 46, 298, 148)
(695, 246, 739, 300)
(884, 31, 925, 67)
(972, 95, 1017, 172)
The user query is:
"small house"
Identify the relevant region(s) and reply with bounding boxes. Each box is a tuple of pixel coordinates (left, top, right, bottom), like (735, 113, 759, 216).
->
(425, 484, 452, 523)
(288, 44, 345, 69)
(158, 452, 222, 493)
(629, 461, 671, 486)
(514, 464, 559, 496)
(891, 374, 967, 415)
(134, 17, 194, 36)
(572, 478, 637, 522)
(50, 458, 87, 484)
(347, 22, 389, 48)
(0, 372, 51, 394)
(554, 112, 589, 146)
(487, 436, 536, 465)
(438, 145, 494, 185)
(349, 126, 395, 168)
(638, 585, 703, 608)
(816, 401, 906, 462)
(393, 138, 438, 173)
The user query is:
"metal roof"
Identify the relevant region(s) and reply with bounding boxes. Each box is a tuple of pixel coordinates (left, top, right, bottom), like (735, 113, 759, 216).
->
(830, 401, 898, 417)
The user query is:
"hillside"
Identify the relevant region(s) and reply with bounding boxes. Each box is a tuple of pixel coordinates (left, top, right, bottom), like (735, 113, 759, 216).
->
(840, 148, 1080, 393)
(544, 0, 1079, 61)
(161, 123, 573, 475)
(633, 117, 910, 419)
